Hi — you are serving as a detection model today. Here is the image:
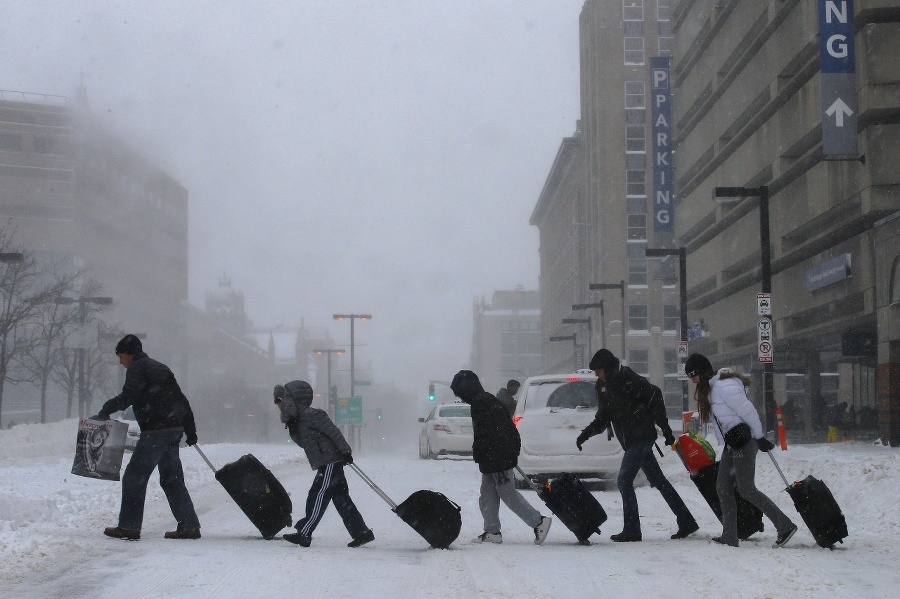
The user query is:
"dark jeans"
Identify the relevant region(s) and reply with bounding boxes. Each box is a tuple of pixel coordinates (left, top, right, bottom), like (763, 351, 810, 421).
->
(295, 462, 369, 539)
(118, 431, 199, 531)
(617, 439, 695, 535)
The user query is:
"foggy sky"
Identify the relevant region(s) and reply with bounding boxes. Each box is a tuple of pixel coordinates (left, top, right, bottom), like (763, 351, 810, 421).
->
(0, 1, 583, 395)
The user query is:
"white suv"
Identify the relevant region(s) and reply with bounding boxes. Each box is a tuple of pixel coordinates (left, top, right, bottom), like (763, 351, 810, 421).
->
(513, 370, 623, 488)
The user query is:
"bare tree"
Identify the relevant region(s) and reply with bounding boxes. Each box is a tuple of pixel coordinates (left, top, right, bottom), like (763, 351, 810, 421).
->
(0, 226, 79, 426)
(19, 260, 84, 422)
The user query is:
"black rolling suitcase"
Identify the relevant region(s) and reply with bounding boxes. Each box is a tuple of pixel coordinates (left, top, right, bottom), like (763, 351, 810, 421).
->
(517, 467, 607, 544)
(767, 454, 848, 549)
(195, 447, 293, 540)
(692, 462, 765, 540)
(350, 464, 461, 549)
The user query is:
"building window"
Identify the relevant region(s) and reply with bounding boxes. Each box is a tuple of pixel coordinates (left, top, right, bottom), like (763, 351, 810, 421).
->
(627, 198, 646, 215)
(624, 37, 645, 65)
(629, 349, 649, 375)
(663, 304, 679, 333)
(628, 244, 648, 286)
(626, 124, 646, 154)
(623, 0, 644, 21)
(624, 81, 646, 109)
(657, 0, 671, 21)
(0, 133, 23, 152)
(627, 214, 647, 241)
(626, 169, 646, 197)
(658, 37, 674, 55)
(34, 136, 68, 156)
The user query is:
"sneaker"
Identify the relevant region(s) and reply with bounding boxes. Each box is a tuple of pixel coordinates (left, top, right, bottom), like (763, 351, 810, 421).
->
(164, 528, 201, 539)
(283, 532, 312, 547)
(104, 526, 140, 541)
(474, 532, 502, 544)
(610, 532, 642, 542)
(671, 521, 700, 539)
(710, 536, 739, 547)
(348, 529, 375, 548)
(533, 516, 552, 545)
(773, 524, 798, 548)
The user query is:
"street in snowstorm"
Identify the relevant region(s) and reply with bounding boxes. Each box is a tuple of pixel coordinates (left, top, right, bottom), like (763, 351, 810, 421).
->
(1, 420, 898, 599)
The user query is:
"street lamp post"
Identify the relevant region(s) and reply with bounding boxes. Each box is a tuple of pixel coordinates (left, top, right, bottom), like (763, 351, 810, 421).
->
(562, 317, 592, 357)
(313, 348, 345, 417)
(333, 313, 372, 449)
(573, 302, 606, 351)
(549, 334, 578, 370)
(713, 185, 776, 435)
(56, 295, 113, 417)
(589, 280, 626, 361)
(645, 247, 689, 412)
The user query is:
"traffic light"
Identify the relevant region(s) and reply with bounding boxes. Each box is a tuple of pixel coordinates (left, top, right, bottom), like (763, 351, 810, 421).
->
(376, 408, 383, 420)
(428, 383, 435, 401)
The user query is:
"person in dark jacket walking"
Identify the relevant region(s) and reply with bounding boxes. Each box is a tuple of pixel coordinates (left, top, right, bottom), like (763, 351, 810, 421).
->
(276, 380, 374, 548)
(576, 349, 698, 542)
(450, 370, 552, 545)
(496, 379, 520, 417)
(96, 335, 200, 541)
(685, 353, 798, 548)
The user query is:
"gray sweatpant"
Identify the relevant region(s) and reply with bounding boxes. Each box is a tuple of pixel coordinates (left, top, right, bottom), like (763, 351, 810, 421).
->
(717, 444, 795, 545)
(480, 469, 542, 534)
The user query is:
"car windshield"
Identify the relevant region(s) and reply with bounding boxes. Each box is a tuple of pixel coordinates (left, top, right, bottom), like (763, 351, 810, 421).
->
(530, 381, 597, 410)
(439, 406, 470, 418)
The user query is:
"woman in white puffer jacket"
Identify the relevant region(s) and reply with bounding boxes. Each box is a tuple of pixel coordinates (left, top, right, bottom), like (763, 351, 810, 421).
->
(684, 353, 798, 549)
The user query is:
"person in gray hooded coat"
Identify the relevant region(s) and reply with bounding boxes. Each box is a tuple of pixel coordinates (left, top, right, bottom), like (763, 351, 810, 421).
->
(275, 380, 374, 548)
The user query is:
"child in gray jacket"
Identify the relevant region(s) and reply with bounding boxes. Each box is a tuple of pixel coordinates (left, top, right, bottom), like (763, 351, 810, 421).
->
(275, 380, 374, 548)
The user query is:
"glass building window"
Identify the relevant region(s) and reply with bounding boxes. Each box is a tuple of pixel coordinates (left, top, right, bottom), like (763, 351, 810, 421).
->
(658, 0, 671, 21)
(624, 37, 645, 65)
(626, 169, 646, 197)
(626, 124, 646, 153)
(629, 349, 649, 375)
(628, 214, 647, 241)
(624, 81, 646, 109)
(0, 133, 23, 152)
(658, 37, 674, 55)
(664, 304, 679, 333)
(623, 0, 644, 21)
(628, 244, 648, 286)
(627, 198, 647, 215)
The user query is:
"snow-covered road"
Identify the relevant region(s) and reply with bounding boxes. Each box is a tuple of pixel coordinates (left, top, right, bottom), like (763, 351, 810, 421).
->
(1, 420, 898, 598)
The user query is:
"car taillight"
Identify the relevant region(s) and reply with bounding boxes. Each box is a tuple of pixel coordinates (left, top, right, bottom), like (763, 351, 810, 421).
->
(513, 416, 522, 428)
(433, 423, 451, 432)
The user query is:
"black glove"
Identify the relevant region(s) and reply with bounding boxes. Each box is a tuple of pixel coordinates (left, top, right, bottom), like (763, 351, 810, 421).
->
(88, 414, 102, 421)
(185, 432, 198, 447)
(756, 437, 775, 452)
(576, 431, 590, 451)
(341, 452, 353, 465)
(664, 433, 676, 447)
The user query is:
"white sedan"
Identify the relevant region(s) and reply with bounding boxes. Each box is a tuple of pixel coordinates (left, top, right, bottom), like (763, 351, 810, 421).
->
(418, 403, 473, 459)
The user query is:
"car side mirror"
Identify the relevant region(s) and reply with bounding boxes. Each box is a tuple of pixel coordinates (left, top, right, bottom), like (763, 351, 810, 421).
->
(418, 417, 425, 423)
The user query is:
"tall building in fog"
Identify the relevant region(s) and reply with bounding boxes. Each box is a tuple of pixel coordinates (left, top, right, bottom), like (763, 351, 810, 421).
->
(470, 288, 541, 394)
(0, 91, 189, 377)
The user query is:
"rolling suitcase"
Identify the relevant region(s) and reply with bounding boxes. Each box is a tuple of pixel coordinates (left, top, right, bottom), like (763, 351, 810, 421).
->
(350, 463, 461, 549)
(691, 462, 765, 540)
(516, 467, 607, 544)
(767, 453, 848, 549)
(195, 447, 293, 540)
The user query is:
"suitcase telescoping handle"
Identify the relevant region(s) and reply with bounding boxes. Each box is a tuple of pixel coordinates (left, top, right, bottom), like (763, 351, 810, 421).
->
(514, 466, 543, 493)
(348, 463, 399, 510)
(193, 445, 218, 474)
(766, 452, 791, 491)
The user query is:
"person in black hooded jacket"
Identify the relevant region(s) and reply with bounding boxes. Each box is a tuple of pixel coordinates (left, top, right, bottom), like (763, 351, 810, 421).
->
(576, 349, 698, 542)
(450, 370, 552, 545)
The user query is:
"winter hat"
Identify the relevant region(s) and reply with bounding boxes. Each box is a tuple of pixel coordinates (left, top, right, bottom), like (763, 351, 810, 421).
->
(284, 380, 315, 407)
(684, 353, 714, 378)
(589, 349, 620, 374)
(450, 370, 484, 401)
(115, 334, 142, 355)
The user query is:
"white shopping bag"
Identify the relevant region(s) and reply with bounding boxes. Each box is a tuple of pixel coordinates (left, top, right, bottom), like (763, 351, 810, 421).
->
(71, 418, 128, 481)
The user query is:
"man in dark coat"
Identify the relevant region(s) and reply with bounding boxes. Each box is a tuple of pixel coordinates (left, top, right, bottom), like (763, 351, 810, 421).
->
(96, 334, 200, 541)
(496, 379, 520, 417)
(450, 370, 551, 545)
(576, 349, 698, 542)
(276, 380, 373, 548)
